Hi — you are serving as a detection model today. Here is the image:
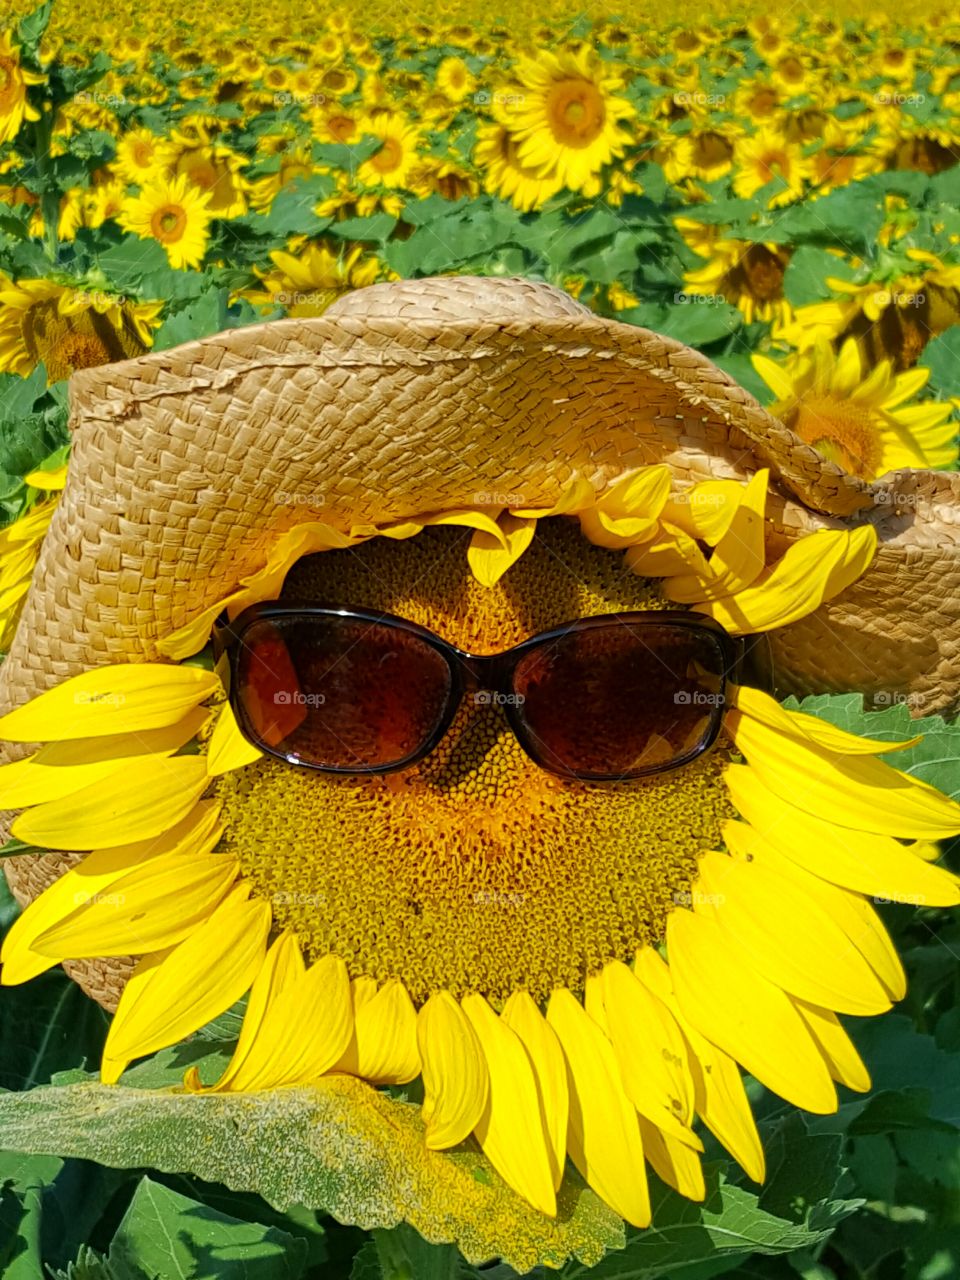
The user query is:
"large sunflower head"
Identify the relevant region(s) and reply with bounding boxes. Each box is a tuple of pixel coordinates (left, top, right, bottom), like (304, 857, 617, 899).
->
(753, 338, 958, 479)
(2, 276, 960, 1248)
(0, 276, 163, 381)
(489, 47, 635, 196)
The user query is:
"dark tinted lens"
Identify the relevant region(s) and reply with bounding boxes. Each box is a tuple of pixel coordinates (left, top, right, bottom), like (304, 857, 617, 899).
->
(234, 614, 453, 769)
(512, 621, 727, 778)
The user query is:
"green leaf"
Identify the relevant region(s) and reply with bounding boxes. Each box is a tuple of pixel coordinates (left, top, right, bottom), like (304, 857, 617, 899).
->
(0, 1150, 63, 1278)
(327, 213, 398, 243)
(0, 1076, 623, 1274)
(556, 1167, 860, 1279)
(782, 246, 859, 307)
(105, 1176, 307, 1279)
(0, 965, 108, 1091)
(15, 0, 53, 56)
(96, 237, 172, 291)
(789, 694, 960, 802)
(918, 326, 960, 398)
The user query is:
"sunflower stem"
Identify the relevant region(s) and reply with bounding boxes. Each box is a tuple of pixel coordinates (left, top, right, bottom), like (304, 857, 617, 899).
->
(371, 1224, 461, 1280)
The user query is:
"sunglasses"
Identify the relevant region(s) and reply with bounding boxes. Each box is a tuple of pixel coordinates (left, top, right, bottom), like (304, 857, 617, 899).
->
(216, 603, 742, 782)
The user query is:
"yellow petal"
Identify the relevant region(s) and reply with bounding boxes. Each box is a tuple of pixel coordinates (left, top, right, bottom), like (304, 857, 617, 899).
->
(725, 707, 960, 839)
(0, 707, 209, 809)
(33, 851, 239, 959)
(751, 353, 795, 403)
(500, 990, 569, 1191)
(591, 961, 699, 1136)
(512, 475, 596, 518)
(596, 465, 671, 522)
(624, 525, 709, 579)
(227, 953, 353, 1092)
(335, 978, 421, 1085)
(667, 469, 769, 601)
(625, 949, 766, 1183)
(195, 931, 305, 1093)
(24, 465, 68, 491)
(466, 514, 537, 587)
(0, 802, 223, 984)
(723, 763, 960, 906)
(638, 1117, 705, 1201)
(418, 990, 489, 1150)
(793, 999, 871, 1093)
(546, 987, 651, 1228)
(12, 756, 211, 850)
(661, 480, 744, 545)
(0, 665, 219, 742)
(100, 950, 168, 1086)
(691, 527, 877, 635)
(101, 884, 270, 1084)
(731, 685, 920, 755)
(724, 824, 907, 1002)
(416, 509, 511, 546)
(666, 909, 837, 1114)
(695, 847, 892, 1016)
(462, 994, 556, 1217)
(206, 701, 264, 777)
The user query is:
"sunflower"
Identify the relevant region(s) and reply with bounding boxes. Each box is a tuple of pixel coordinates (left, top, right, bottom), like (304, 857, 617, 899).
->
(172, 143, 248, 218)
(355, 111, 423, 189)
(474, 122, 563, 211)
(3, 469, 957, 1227)
(435, 55, 476, 103)
(111, 128, 177, 186)
(660, 123, 741, 185)
(119, 173, 213, 271)
(243, 240, 389, 317)
(753, 339, 957, 479)
(247, 144, 315, 213)
(775, 254, 960, 372)
(490, 47, 634, 197)
(732, 128, 812, 208)
(682, 236, 793, 326)
(0, 29, 44, 146)
(0, 277, 163, 382)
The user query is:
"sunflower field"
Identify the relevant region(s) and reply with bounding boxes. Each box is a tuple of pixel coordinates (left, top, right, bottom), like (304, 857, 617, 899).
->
(2, 0, 960, 1277)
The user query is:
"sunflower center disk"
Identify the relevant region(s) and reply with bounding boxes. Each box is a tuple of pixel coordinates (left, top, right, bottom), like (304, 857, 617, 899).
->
(215, 520, 735, 1005)
(791, 394, 884, 475)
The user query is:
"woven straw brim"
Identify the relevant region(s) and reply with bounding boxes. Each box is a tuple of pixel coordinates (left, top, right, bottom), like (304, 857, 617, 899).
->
(2, 275, 959, 1010)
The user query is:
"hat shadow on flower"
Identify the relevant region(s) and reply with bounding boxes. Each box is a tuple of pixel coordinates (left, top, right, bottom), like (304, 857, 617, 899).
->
(2, 275, 960, 1235)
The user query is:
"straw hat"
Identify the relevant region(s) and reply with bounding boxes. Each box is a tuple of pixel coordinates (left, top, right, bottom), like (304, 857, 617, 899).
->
(3, 273, 959, 1007)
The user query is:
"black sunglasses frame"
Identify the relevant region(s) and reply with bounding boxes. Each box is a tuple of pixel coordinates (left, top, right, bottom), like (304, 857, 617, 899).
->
(216, 602, 744, 783)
